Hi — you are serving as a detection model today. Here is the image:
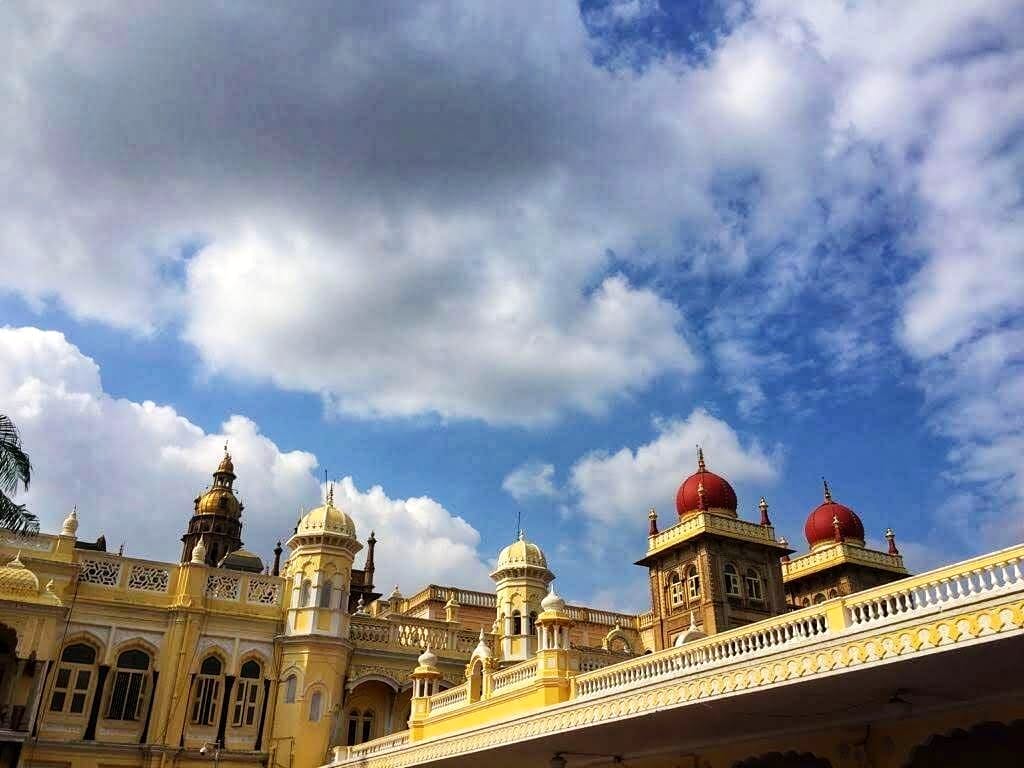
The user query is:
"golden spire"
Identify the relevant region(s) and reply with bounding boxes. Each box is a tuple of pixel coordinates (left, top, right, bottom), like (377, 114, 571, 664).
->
(822, 477, 833, 503)
(697, 445, 707, 473)
(326, 483, 334, 507)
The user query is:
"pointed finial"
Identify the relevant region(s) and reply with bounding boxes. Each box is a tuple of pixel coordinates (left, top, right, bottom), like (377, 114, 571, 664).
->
(823, 477, 833, 503)
(832, 514, 843, 543)
(758, 496, 771, 527)
(689, 610, 697, 630)
(61, 506, 80, 537)
(191, 535, 207, 564)
(778, 536, 790, 562)
(224, 440, 229, 455)
(697, 481, 707, 511)
(518, 529, 525, 541)
(885, 527, 899, 555)
(647, 507, 658, 536)
(356, 594, 366, 614)
(697, 445, 706, 473)
(326, 483, 334, 507)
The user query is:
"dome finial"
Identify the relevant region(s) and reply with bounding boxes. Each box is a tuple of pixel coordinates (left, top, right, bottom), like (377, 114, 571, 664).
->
(758, 496, 771, 527)
(192, 535, 207, 564)
(518, 528, 525, 541)
(326, 483, 334, 507)
(885, 527, 899, 555)
(822, 477, 833, 503)
(697, 445, 706, 473)
(61, 505, 79, 537)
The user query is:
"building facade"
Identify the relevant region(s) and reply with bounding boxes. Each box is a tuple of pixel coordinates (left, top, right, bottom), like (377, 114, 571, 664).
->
(1, 448, 1020, 768)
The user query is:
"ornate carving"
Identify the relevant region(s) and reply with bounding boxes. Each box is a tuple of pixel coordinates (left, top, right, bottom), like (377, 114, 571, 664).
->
(127, 564, 170, 592)
(246, 577, 281, 605)
(206, 573, 240, 600)
(79, 558, 122, 587)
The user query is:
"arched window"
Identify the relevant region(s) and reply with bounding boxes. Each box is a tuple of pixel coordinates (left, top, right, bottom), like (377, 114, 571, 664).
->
(232, 660, 262, 727)
(308, 690, 323, 722)
(346, 709, 360, 745)
(106, 649, 150, 720)
(813, 592, 826, 605)
(191, 656, 223, 725)
(361, 710, 375, 743)
(283, 675, 297, 703)
(801, 597, 811, 607)
(50, 643, 97, 715)
(827, 588, 839, 599)
(744, 569, 763, 601)
(686, 565, 701, 601)
(299, 580, 312, 607)
(724, 564, 741, 597)
(319, 579, 333, 608)
(511, 610, 522, 635)
(669, 572, 685, 607)
(528, 611, 538, 635)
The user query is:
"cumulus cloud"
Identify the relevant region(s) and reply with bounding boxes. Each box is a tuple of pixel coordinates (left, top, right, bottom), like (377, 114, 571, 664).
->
(570, 408, 781, 526)
(502, 461, 559, 502)
(0, 325, 492, 588)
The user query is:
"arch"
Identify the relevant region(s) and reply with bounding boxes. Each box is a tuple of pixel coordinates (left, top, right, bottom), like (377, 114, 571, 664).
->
(299, 580, 312, 607)
(319, 579, 333, 608)
(346, 672, 400, 693)
(105, 648, 152, 721)
(190, 642, 230, 674)
(827, 588, 839, 599)
(191, 653, 226, 726)
(235, 648, 270, 677)
(283, 674, 298, 703)
(733, 752, 831, 767)
(308, 690, 323, 721)
(602, 626, 633, 655)
(511, 610, 522, 635)
(50, 640, 101, 716)
(905, 719, 1024, 767)
(111, 636, 161, 669)
(812, 592, 826, 605)
(468, 660, 483, 703)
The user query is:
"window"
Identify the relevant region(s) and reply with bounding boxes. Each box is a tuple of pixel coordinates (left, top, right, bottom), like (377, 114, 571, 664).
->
(744, 569, 764, 601)
(724, 564, 741, 597)
(813, 592, 826, 605)
(318, 579, 333, 608)
(232, 660, 262, 727)
(686, 565, 701, 601)
(283, 675, 297, 703)
(106, 649, 150, 720)
(511, 611, 522, 635)
(345, 708, 375, 745)
(669, 572, 684, 608)
(50, 643, 97, 714)
(299, 580, 312, 607)
(190, 656, 223, 726)
(361, 710, 374, 743)
(309, 690, 323, 722)
(527, 611, 537, 635)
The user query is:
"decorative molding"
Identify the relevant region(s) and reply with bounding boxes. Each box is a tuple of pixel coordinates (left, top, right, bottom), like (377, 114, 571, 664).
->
(127, 564, 171, 592)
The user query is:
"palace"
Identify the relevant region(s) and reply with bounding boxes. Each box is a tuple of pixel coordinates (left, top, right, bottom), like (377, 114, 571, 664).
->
(1, 448, 1022, 768)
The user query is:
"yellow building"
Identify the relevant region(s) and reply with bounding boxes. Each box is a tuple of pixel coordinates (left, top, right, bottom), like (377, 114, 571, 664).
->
(1, 449, 1022, 768)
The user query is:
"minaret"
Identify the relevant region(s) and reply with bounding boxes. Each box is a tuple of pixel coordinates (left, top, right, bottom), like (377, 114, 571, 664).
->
(364, 530, 377, 589)
(180, 445, 245, 566)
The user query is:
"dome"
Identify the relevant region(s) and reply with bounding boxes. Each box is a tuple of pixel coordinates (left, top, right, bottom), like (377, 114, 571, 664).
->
(804, 480, 865, 548)
(675, 448, 738, 517)
(471, 629, 492, 660)
(496, 531, 548, 570)
(417, 646, 438, 668)
(296, 486, 356, 539)
(196, 486, 242, 517)
(541, 584, 566, 613)
(0, 553, 40, 597)
(673, 612, 707, 646)
(219, 548, 264, 573)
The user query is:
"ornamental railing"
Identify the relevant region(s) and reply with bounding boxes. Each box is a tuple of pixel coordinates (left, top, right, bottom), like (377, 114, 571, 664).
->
(490, 658, 538, 694)
(782, 543, 906, 580)
(647, 511, 778, 555)
(349, 616, 493, 658)
(428, 683, 469, 714)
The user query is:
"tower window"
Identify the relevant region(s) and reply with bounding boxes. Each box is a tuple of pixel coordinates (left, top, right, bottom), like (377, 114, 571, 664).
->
(512, 610, 522, 635)
(745, 569, 763, 601)
(299, 580, 312, 607)
(106, 649, 150, 721)
(191, 656, 223, 726)
(283, 675, 297, 703)
(309, 690, 323, 722)
(686, 565, 701, 601)
(724, 564, 741, 597)
(50, 643, 97, 715)
(668, 572, 684, 608)
(319, 579, 333, 608)
(232, 660, 262, 727)
(528, 611, 538, 635)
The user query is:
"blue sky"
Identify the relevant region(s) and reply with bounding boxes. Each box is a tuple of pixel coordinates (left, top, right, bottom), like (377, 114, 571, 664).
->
(1, 1, 1022, 610)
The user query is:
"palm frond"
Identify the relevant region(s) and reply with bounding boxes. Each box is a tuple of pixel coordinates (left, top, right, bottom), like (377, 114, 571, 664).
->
(0, 493, 40, 536)
(0, 414, 32, 496)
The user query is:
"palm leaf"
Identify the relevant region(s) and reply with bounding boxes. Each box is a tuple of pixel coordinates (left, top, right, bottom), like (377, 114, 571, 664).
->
(0, 414, 32, 496)
(0, 494, 39, 536)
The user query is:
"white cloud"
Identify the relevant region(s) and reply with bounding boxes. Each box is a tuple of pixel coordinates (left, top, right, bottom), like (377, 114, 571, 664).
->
(330, 476, 492, 592)
(570, 408, 781, 526)
(0, 325, 492, 589)
(502, 461, 559, 501)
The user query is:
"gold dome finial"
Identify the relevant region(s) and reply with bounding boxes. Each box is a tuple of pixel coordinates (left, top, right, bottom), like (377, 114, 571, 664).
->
(697, 445, 706, 473)
(326, 483, 334, 507)
(822, 477, 833, 503)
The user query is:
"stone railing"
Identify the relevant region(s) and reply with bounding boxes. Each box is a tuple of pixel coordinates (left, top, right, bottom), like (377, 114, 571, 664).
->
(636, 610, 655, 630)
(564, 606, 638, 629)
(428, 683, 469, 714)
(647, 512, 778, 556)
(490, 658, 538, 694)
(579, 650, 622, 673)
(782, 543, 906, 580)
(334, 730, 410, 762)
(843, 547, 1024, 631)
(349, 616, 491, 658)
(573, 610, 828, 700)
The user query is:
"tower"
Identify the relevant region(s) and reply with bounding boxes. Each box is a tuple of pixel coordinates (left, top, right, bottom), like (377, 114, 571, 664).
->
(272, 485, 363, 768)
(490, 531, 554, 662)
(636, 448, 792, 649)
(180, 447, 244, 566)
(782, 479, 909, 606)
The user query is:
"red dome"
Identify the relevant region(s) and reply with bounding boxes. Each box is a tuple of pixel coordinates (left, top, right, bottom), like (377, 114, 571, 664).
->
(675, 449, 738, 517)
(804, 481, 865, 547)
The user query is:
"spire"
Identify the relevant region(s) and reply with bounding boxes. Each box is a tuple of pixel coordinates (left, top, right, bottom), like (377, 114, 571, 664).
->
(365, 530, 377, 588)
(272, 541, 283, 576)
(192, 535, 208, 565)
(688, 610, 698, 632)
(697, 445, 707, 473)
(647, 507, 658, 536)
(326, 483, 334, 507)
(885, 527, 900, 555)
(61, 506, 79, 537)
(758, 496, 771, 527)
(823, 477, 833, 503)
(832, 514, 843, 543)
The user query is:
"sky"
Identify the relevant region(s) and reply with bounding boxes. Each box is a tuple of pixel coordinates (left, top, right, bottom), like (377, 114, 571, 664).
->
(1, 0, 1022, 611)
